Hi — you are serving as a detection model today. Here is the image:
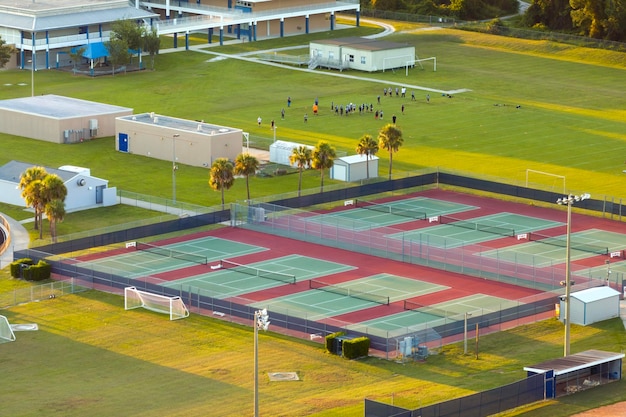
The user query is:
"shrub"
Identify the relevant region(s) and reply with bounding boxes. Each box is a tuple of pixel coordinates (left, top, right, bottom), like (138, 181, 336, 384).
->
(342, 337, 370, 359)
(29, 260, 51, 281)
(10, 258, 33, 278)
(325, 331, 346, 354)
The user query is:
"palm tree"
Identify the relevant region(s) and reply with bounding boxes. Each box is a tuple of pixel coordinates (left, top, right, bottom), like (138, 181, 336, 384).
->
(234, 153, 259, 202)
(209, 158, 235, 209)
(44, 199, 65, 243)
(19, 166, 48, 231)
(40, 174, 68, 239)
(289, 145, 312, 197)
(312, 141, 336, 193)
(356, 134, 379, 180)
(378, 124, 404, 180)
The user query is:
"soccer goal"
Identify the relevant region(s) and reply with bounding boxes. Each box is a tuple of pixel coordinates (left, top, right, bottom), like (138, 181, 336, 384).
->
(405, 57, 437, 76)
(0, 315, 16, 343)
(124, 287, 190, 321)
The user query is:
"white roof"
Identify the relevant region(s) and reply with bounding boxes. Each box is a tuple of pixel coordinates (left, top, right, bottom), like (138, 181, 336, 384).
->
(572, 286, 620, 303)
(269, 140, 313, 151)
(338, 154, 379, 164)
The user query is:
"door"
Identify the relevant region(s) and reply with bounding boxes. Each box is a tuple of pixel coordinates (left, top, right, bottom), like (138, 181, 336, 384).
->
(118, 133, 128, 152)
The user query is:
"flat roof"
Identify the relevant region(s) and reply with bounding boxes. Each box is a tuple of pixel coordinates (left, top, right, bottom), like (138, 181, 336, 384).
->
(118, 113, 242, 136)
(0, 160, 77, 183)
(0, 95, 132, 119)
(524, 350, 625, 376)
(311, 37, 411, 51)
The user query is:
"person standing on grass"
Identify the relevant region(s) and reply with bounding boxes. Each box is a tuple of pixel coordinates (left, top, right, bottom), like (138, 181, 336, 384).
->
(304, 113, 308, 123)
(426, 94, 430, 103)
(257, 116, 262, 126)
(287, 96, 291, 107)
(392, 114, 397, 124)
(281, 108, 285, 120)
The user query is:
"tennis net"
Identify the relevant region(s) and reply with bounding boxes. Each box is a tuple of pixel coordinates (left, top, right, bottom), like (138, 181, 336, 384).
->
(219, 259, 296, 284)
(309, 279, 390, 305)
(403, 300, 450, 318)
(528, 232, 609, 255)
(356, 199, 427, 220)
(136, 242, 208, 265)
(439, 215, 515, 237)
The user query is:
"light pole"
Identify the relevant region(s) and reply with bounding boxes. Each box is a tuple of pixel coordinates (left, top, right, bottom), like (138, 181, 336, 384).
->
(28, 55, 35, 97)
(254, 308, 270, 417)
(172, 134, 180, 203)
(464, 312, 472, 354)
(556, 193, 590, 356)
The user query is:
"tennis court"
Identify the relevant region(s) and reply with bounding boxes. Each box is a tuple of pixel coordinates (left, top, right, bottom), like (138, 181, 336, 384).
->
(349, 294, 520, 332)
(250, 274, 449, 320)
(479, 229, 626, 268)
(388, 213, 562, 248)
(74, 236, 266, 278)
(303, 197, 476, 230)
(162, 254, 355, 298)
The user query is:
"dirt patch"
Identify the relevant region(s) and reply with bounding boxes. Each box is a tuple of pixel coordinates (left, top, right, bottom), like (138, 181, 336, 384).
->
(571, 401, 626, 416)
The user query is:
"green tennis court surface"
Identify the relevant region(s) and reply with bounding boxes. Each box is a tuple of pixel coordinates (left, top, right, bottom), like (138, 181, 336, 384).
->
(388, 213, 562, 248)
(349, 294, 520, 332)
(303, 197, 476, 230)
(75, 236, 266, 278)
(250, 274, 449, 320)
(479, 229, 626, 268)
(162, 254, 355, 298)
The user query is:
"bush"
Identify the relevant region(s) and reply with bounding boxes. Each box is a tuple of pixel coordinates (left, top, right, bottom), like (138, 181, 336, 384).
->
(10, 258, 33, 278)
(342, 337, 370, 359)
(325, 331, 346, 353)
(29, 260, 51, 281)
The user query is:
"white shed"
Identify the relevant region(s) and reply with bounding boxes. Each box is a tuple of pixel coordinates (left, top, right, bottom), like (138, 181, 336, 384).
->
(330, 154, 379, 182)
(269, 140, 314, 167)
(0, 161, 117, 212)
(559, 286, 620, 326)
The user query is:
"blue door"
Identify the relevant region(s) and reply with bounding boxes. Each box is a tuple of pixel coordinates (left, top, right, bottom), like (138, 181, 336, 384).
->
(118, 133, 128, 152)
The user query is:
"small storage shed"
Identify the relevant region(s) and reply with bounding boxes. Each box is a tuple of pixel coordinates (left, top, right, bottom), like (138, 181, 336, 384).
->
(269, 140, 314, 168)
(559, 286, 620, 326)
(310, 37, 415, 72)
(524, 350, 624, 397)
(0, 161, 116, 211)
(330, 154, 379, 182)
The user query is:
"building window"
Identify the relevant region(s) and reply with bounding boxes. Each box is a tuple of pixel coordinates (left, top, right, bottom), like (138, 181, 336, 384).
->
(349, 54, 354, 62)
(329, 51, 334, 60)
(361, 56, 366, 64)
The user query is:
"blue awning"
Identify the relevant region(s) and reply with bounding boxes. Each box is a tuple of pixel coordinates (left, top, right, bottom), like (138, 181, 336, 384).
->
(71, 42, 109, 59)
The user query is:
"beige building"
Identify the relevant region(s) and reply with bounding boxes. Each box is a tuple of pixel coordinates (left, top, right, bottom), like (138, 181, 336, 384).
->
(0, 95, 132, 144)
(115, 113, 243, 167)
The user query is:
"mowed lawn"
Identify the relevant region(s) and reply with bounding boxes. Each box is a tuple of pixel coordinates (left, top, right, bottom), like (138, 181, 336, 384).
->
(2, 290, 626, 417)
(0, 24, 624, 209)
(1, 18, 626, 417)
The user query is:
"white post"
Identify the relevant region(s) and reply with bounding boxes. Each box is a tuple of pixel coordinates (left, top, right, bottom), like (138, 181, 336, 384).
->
(464, 312, 471, 354)
(557, 193, 590, 356)
(172, 134, 180, 203)
(254, 309, 270, 417)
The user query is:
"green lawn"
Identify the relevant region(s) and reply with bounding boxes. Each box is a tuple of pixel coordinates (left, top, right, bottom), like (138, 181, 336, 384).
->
(1, 290, 625, 417)
(1, 18, 626, 416)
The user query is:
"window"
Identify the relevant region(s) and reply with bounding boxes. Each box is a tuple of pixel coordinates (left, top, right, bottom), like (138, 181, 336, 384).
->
(361, 56, 366, 64)
(348, 54, 354, 62)
(329, 51, 334, 60)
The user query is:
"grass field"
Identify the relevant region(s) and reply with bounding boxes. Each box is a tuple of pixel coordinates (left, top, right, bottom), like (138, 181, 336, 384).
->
(1, 17, 626, 416)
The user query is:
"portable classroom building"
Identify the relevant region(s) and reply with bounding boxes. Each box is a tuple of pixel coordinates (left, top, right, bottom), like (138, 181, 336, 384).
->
(330, 154, 379, 182)
(310, 37, 415, 72)
(559, 286, 620, 326)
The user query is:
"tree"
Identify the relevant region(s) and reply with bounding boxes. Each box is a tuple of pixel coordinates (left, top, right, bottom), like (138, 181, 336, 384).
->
(111, 19, 143, 65)
(105, 37, 130, 76)
(234, 153, 259, 201)
(209, 158, 235, 209)
(19, 166, 48, 231)
(289, 145, 312, 197)
(311, 141, 336, 193)
(39, 174, 67, 239)
(44, 199, 66, 243)
(378, 124, 404, 180)
(142, 27, 161, 70)
(68, 46, 86, 73)
(356, 134, 379, 180)
(0, 36, 15, 69)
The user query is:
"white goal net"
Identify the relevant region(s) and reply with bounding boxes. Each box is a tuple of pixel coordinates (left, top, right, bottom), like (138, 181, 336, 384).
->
(124, 287, 190, 321)
(0, 315, 16, 343)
